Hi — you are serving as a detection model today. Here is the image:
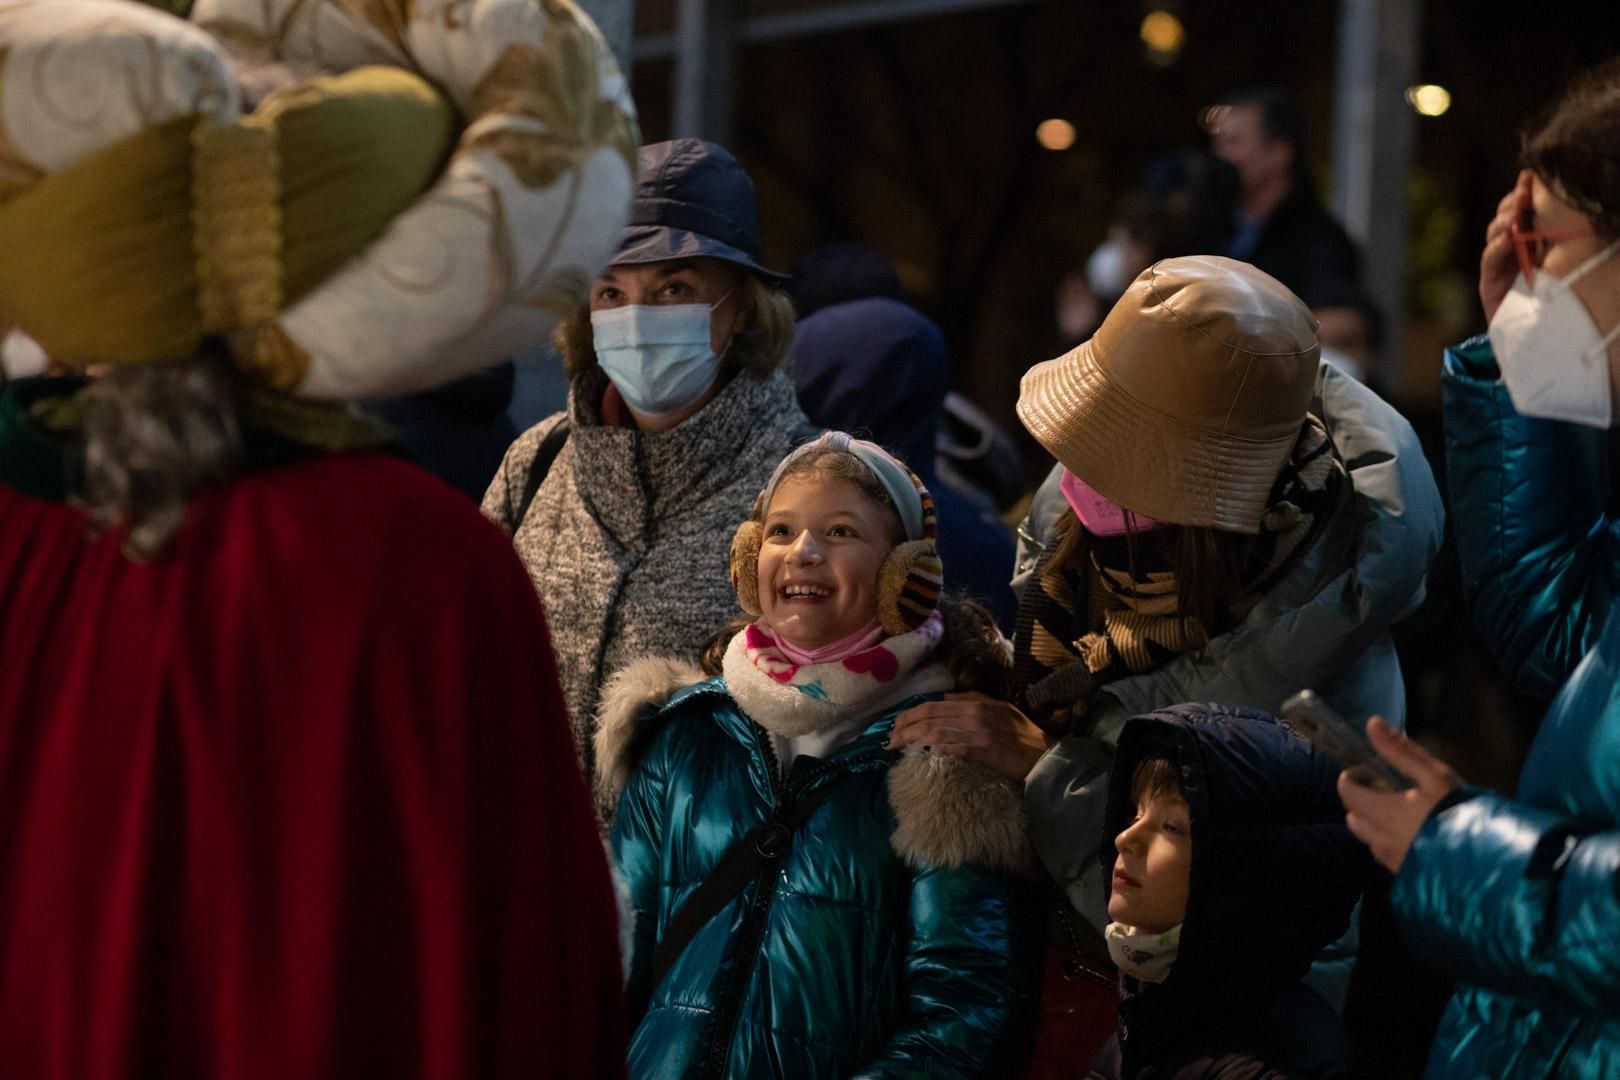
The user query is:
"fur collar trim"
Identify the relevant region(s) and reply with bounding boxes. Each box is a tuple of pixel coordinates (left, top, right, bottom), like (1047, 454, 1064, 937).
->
(888, 751, 1038, 875)
(723, 613, 950, 739)
(594, 656, 707, 807)
(593, 652, 1034, 874)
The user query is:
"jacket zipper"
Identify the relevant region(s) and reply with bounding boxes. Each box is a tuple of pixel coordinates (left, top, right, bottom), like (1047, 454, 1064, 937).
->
(700, 728, 889, 1077)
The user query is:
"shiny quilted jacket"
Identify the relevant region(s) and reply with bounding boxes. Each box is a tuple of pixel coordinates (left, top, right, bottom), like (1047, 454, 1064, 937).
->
(1393, 336, 1620, 1079)
(611, 678, 1041, 1079)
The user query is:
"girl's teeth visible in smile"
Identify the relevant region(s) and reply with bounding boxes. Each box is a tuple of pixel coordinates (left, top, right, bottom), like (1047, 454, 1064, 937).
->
(783, 584, 830, 598)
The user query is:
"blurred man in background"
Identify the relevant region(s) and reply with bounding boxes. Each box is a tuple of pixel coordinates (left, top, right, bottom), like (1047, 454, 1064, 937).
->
(1205, 86, 1362, 311)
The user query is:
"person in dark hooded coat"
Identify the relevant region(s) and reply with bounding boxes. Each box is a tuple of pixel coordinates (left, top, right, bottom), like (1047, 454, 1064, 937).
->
(364, 363, 520, 501)
(1087, 704, 1368, 1080)
(791, 295, 1018, 629)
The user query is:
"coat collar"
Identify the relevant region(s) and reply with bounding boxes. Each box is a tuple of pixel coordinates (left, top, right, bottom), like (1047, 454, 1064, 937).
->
(592, 653, 1036, 874)
(564, 368, 809, 547)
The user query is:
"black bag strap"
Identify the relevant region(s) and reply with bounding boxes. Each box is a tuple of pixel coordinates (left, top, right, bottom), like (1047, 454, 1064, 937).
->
(648, 780, 841, 991)
(513, 417, 570, 526)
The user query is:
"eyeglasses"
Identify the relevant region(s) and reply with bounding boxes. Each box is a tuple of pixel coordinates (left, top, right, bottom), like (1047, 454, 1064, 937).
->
(1512, 221, 1594, 284)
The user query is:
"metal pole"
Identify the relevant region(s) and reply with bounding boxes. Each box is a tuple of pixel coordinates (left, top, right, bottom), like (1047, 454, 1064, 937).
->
(672, 0, 739, 144)
(1332, 0, 1422, 385)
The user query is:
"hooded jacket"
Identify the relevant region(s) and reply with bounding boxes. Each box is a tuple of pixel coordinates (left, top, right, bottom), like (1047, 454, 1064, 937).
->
(791, 296, 1018, 629)
(483, 367, 812, 806)
(365, 363, 519, 500)
(1013, 363, 1443, 945)
(596, 651, 1042, 1079)
(1390, 337, 1620, 1080)
(1087, 704, 1367, 1080)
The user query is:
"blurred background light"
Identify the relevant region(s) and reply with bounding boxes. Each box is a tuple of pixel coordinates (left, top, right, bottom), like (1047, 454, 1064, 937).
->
(1406, 83, 1452, 117)
(1140, 9, 1185, 65)
(1036, 118, 1076, 151)
(1140, 10, 1185, 52)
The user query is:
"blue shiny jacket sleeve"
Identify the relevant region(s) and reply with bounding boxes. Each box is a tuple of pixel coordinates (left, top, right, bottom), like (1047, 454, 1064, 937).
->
(852, 865, 1040, 1079)
(609, 720, 674, 1013)
(1443, 336, 1620, 698)
(1393, 790, 1620, 1019)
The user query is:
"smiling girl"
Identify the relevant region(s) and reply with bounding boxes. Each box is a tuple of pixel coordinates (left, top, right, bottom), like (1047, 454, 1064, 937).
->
(593, 432, 1040, 1079)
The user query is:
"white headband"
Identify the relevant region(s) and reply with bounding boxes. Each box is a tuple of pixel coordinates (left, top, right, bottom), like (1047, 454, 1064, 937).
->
(760, 431, 927, 542)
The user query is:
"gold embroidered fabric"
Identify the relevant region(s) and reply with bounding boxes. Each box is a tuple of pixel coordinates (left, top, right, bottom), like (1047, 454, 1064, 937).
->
(232, 322, 312, 394)
(0, 0, 636, 398)
(192, 120, 282, 335)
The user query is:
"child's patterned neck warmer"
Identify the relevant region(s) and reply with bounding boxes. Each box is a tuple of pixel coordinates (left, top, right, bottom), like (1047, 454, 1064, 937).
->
(772, 618, 885, 667)
(723, 611, 949, 738)
(1105, 921, 1181, 985)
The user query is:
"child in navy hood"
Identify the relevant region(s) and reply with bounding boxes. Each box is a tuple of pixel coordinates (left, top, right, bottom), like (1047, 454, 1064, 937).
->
(1088, 704, 1369, 1080)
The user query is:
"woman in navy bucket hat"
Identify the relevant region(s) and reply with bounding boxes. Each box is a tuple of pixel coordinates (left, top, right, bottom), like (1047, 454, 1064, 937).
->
(484, 139, 816, 811)
(614, 140, 789, 281)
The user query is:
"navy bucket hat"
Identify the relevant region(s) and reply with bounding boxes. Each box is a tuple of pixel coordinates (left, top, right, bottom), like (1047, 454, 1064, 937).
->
(614, 139, 788, 283)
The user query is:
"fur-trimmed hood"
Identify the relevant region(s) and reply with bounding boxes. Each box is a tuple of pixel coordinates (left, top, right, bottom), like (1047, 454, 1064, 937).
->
(594, 655, 1035, 874)
(594, 655, 708, 808)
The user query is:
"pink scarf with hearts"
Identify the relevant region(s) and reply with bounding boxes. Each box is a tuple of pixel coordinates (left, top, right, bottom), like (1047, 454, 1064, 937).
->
(722, 611, 950, 739)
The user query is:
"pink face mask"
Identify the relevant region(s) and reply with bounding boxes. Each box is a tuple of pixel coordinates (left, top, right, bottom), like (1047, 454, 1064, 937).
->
(1059, 469, 1163, 537)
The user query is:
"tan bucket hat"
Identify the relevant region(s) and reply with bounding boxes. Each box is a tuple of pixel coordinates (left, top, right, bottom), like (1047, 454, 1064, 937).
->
(1017, 256, 1319, 535)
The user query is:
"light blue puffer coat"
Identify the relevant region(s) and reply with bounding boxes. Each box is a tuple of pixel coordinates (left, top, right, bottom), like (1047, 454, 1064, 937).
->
(1393, 336, 1620, 1079)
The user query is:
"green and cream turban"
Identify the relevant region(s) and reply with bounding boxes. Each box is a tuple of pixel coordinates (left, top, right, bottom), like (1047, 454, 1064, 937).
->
(0, 0, 638, 398)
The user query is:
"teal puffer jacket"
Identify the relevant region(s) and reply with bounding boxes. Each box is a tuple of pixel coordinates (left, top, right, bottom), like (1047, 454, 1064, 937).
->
(599, 661, 1041, 1079)
(1393, 336, 1620, 1079)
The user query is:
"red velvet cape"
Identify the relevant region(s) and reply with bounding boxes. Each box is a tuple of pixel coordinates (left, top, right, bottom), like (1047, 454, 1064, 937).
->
(0, 452, 625, 1079)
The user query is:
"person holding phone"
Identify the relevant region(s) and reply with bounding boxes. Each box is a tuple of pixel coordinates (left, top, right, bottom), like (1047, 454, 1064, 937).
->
(1339, 57, 1620, 1079)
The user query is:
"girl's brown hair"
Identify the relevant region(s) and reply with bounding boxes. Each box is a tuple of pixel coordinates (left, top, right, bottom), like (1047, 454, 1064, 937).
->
(554, 265, 796, 384)
(1049, 509, 1255, 637)
(759, 446, 905, 544)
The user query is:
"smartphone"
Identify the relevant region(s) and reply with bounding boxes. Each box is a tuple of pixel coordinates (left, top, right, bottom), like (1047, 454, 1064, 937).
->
(1280, 690, 1412, 792)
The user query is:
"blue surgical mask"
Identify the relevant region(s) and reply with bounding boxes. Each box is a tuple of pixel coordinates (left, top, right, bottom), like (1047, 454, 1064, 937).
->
(590, 302, 723, 416)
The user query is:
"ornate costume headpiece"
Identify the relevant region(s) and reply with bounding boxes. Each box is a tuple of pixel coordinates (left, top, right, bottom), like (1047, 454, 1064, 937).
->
(0, 0, 638, 398)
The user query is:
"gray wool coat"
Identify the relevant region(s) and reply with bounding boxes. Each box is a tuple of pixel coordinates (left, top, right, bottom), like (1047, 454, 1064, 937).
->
(483, 368, 813, 808)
